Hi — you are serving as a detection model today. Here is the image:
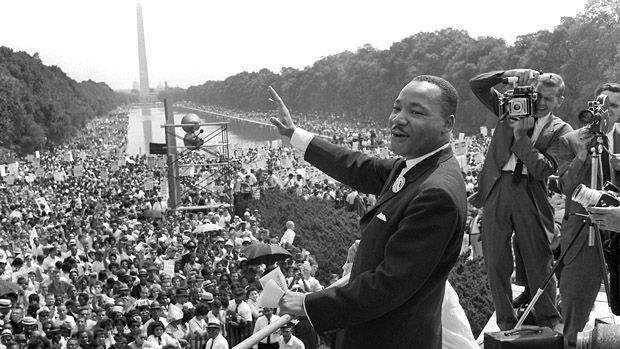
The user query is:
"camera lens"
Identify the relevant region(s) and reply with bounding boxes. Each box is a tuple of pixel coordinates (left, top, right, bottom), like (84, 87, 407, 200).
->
(513, 104, 521, 111)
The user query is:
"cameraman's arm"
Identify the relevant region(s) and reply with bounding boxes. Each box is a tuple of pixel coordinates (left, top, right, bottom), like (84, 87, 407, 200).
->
(558, 130, 591, 196)
(512, 120, 573, 180)
(469, 71, 505, 115)
(469, 69, 539, 116)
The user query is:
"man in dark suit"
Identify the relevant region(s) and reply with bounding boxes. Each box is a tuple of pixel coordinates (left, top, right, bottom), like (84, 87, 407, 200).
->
(270, 75, 467, 349)
(469, 69, 572, 331)
(557, 82, 620, 349)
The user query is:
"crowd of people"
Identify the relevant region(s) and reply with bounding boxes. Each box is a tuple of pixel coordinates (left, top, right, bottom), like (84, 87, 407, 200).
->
(0, 110, 345, 349)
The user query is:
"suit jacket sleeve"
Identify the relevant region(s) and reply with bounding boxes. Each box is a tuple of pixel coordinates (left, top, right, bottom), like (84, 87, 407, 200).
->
(469, 71, 505, 116)
(303, 186, 461, 331)
(511, 120, 573, 180)
(303, 137, 396, 195)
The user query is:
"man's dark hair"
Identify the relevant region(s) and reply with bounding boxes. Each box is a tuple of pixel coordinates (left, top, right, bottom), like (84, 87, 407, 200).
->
(412, 75, 459, 118)
(27, 336, 51, 349)
(595, 82, 620, 97)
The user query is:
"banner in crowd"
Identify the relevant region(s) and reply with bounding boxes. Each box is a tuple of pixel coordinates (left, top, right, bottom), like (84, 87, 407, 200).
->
(480, 126, 488, 137)
(452, 140, 468, 157)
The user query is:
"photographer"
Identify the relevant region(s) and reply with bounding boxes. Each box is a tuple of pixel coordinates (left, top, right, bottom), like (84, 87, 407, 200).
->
(557, 82, 620, 349)
(469, 69, 572, 331)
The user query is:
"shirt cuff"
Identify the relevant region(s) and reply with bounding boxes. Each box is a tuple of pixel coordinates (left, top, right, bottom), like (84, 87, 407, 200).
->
(290, 128, 314, 154)
(302, 293, 315, 329)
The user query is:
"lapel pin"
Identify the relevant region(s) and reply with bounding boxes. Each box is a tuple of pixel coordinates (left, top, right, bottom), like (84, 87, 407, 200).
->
(392, 176, 405, 193)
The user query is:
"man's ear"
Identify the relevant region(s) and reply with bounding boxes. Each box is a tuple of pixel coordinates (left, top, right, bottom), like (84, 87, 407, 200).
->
(556, 95, 565, 110)
(444, 115, 455, 133)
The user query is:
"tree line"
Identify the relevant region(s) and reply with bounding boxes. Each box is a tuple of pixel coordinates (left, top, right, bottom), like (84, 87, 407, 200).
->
(0, 47, 135, 154)
(186, 0, 620, 134)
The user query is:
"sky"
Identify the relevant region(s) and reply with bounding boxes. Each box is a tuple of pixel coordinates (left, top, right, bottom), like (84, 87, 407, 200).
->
(1, 0, 589, 90)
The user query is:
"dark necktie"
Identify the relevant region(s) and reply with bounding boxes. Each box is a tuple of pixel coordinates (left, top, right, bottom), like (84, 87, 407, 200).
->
(513, 122, 536, 184)
(209, 339, 214, 349)
(382, 161, 407, 197)
(266, 317, 271, 343)
(602, 135, 611, 184)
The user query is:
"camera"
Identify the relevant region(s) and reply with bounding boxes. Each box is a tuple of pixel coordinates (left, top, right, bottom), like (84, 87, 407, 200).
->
(578, 95, 610, 134)
(572, 182, 620, 208)
(499, 85, 538, 120)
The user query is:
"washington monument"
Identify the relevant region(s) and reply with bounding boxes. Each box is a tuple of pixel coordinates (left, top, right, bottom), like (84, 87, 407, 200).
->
(136, 1, 150, 99)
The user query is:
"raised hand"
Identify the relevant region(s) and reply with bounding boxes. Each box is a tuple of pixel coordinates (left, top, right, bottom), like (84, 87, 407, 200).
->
(268, 86, 296, 138)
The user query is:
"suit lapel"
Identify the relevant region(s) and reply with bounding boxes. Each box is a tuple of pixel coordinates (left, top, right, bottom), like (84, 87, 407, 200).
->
(533, 115, 556, 150)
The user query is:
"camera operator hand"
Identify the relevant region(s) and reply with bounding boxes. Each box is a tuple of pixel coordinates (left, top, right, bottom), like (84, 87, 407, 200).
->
(508, 115, 535, 140)
(502, 69, 540, 86)
(588, 206, 620, 233)
(576, 129, 596, 162)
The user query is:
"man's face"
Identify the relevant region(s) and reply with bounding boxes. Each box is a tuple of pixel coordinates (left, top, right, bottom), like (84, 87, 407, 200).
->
(388, 81, 452, 158)
(601, 90, 620, 125)
(10, 309, 22, 321)
(534, 83, 564, 118)
(281, 328, 292, 342)
(207, 327, 219, 339)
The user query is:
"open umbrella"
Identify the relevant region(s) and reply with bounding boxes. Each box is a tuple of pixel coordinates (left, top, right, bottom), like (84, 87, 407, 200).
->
(240, 243, 292, 265)
(0, 280, 20, 296)
(193, 223, 224, 234)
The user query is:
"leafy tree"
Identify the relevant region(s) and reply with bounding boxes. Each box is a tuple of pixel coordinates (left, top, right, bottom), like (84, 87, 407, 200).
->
(186, 3, 620, 133)
(0, 46, 125, 153)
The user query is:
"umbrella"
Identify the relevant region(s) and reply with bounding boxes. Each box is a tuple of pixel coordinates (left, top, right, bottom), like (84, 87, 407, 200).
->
(193, 223, 224, 233)
(0, 280, 20, 296)
(241, 243, 292, 265)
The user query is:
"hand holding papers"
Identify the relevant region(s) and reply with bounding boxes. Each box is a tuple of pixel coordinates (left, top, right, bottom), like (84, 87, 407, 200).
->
(258, 267, 288, 308)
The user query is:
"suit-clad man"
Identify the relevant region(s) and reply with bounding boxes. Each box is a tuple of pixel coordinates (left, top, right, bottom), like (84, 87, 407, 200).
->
(557, 83, 620, 349)
(270, 75, 467, 349)
(469, 69, 572, 331)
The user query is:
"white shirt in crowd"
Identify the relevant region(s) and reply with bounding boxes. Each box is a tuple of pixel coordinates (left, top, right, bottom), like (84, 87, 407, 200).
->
(280, 229, 295, 246)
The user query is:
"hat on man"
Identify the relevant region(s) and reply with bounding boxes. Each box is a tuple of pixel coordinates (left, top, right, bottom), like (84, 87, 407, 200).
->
(1, 329, 12, 337)
(20, 317, 37, 326)
(138, 269, 148, 276)
(200, 292, 214, 303)
(207, 318, 221, 328)
(224, 240, 234, 247)
(215, 237, 225, 243)
(117, 283, 129, 292)
(68, 239, 77, 246)
(176, 289, 189, 298)
(0, 299, 11, 308)
(150, 301, 162, 310)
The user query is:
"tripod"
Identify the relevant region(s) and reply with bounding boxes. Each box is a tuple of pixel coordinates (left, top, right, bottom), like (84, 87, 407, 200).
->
(514, 134, 616, 329)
